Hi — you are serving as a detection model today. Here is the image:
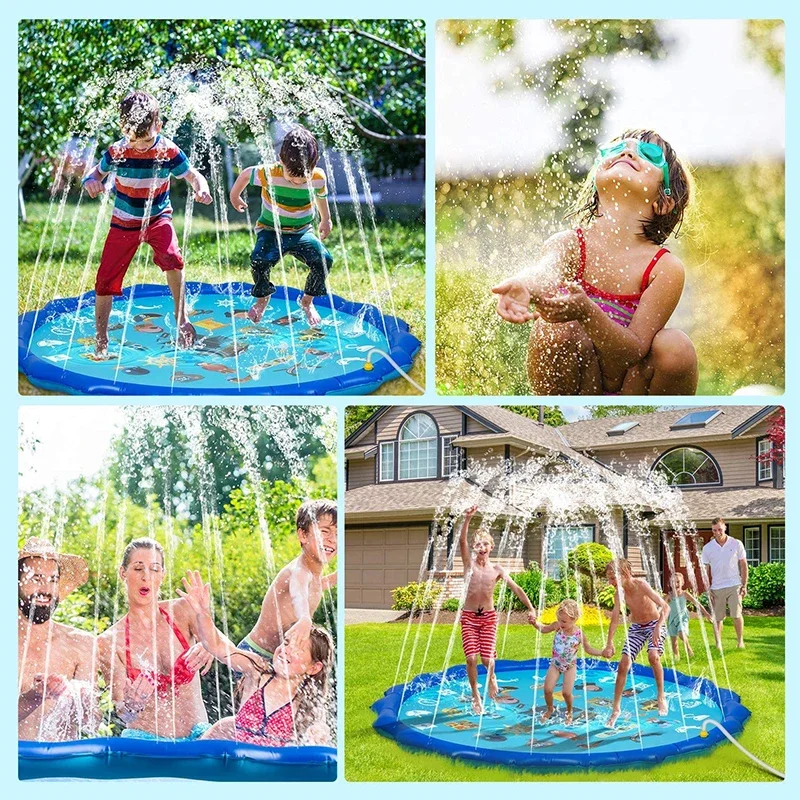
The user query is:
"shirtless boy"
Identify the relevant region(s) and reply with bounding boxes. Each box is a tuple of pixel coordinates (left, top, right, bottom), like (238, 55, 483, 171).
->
(459, 506, 536, 714)
(602, 558, 670, 727)
(18, 538, 96, 741)
(238, 499, 337, 669)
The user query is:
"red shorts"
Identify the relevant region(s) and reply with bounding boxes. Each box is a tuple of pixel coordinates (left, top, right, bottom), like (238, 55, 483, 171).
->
(461, 609, 498, 659)
(95, 216, 184, 296)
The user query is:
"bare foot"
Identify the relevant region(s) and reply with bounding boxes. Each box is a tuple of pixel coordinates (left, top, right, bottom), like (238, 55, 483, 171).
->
(541, 707, 554, 722)
(737, 641, 745, 649)
(178, 321, 196, 348)
(657, 696, 669, 717)
(565, 712, 573, 726)
(93, 339, 109, 360)
(248, 298, 269, 323)
(299, 295, 322, 327)
(672, 648, 680, 662)
(606, 709, 620, 728)
(686, 645, 694, 658)
(471, 696, 484, 715)
(488, 675, 499, 700)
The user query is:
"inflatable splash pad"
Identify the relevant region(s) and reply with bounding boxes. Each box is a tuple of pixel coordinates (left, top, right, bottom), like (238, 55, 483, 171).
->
(19, 283, 420, 395)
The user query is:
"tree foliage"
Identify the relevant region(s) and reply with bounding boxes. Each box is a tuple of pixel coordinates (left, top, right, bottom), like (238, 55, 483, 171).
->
(19, 19, 424, 176)
(588, 406, 662, 419)
(501, 406, 567, 427)
(344, 405, 380, 439)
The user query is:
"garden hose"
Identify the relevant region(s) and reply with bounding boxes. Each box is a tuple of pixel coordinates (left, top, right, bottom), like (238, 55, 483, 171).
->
(699, 719, 784, 779)
(364, 348, 425, 394)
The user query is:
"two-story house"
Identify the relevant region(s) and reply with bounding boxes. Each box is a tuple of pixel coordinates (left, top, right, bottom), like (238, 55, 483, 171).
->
(345, 405, 784, 609)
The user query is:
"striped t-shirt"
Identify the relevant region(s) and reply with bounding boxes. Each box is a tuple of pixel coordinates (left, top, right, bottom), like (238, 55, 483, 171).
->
(92, 136, 190, 230)
(249, 163, 328, 233)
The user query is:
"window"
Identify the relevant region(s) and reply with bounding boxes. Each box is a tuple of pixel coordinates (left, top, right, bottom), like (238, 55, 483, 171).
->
(670, 409, 722, 430)
(768, 526, 785, 563)
(441, 435, 461, 477)
(379, 442, 395, 482)
(653, 447, 722, 487)
(743, 526, 761, 567)
(544, 526, 594, 578)
(398, 414, 438, 480)
(607, 421, 640, 436)
(758, 439, 773, 482)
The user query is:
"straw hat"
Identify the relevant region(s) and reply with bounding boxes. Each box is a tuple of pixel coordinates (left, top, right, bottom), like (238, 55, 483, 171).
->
(18, 538, 89, 601)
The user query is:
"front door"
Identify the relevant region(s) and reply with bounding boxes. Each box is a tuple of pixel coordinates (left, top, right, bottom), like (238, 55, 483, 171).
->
(662, 529, 713, 591)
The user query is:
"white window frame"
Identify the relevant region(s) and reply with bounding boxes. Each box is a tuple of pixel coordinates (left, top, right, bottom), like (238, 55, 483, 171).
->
(544, 525, 594, 579)
(441, 434, 460, 477)
(398, 414, 438, 481)
(379, 441, 395, 482)
(652, 447, 722, 488)
(768, 525, 785, 563)
(758, 439, 773, 482)
(743, 526, 761, 567)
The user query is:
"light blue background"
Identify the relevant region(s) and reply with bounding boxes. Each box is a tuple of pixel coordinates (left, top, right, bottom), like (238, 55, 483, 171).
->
(5, 0, 795, 794)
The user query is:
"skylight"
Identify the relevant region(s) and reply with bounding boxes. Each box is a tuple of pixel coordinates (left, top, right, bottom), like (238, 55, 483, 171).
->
(606, 421, 640, 436)
(670, 409, 722, 430)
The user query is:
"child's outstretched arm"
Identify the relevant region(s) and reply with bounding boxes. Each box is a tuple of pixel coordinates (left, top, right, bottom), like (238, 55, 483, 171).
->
(285, 561, 315, 646)
(532, 619, 559, 634)
(491, 231, 576, 324)
(581, 631, 604, 658)
(684, 590, 714, 622)
(230, 167, 254, 212)
(458, 505, 477, 571)
(536, 254, 685, 374)
(183, 167, 212, 205)
(498, 568, 537, 625)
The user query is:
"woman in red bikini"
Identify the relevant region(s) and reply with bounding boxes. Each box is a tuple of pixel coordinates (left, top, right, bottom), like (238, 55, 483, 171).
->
(177, 569, 334, 747)
(97, 538, 214, 741)
(492, 128, 698, 395)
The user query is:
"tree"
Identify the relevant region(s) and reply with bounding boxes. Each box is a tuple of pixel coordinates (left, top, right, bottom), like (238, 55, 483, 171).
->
(501, 406, 567, 427)
(755, 408, 785, 467)
(589, 406, 662, 419)
(344, 405, 380, 439)
(19, 19, 424, 187)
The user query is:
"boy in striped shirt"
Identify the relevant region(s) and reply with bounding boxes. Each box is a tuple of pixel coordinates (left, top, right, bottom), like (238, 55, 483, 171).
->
(458, 505, 537, 714)
(83, 91, 212, 359)
(229, 127, 333, 327)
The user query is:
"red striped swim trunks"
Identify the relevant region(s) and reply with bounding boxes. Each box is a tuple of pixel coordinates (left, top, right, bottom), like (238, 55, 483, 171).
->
(461, 609, 498, 659)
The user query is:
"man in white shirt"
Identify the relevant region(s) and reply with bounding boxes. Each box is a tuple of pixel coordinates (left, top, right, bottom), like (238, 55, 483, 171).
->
(701, 517, 748, 649)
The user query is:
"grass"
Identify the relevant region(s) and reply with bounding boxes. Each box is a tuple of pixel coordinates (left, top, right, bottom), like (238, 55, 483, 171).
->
(345, 616, 785, 782)
(18, 198, 425, 395)
(436, 163, 785, 396)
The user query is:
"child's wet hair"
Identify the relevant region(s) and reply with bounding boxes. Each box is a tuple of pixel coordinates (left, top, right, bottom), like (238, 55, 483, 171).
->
(570, 129, 692, 245)
(607, 557, 632, 577)
(558, 599, 580, 621)
(280, 127, 319, 177)
(670, 571, 685, 587)
(472, 529, 494, 549)
(120, 91, 160, 140)
(296, 499, 337, 533)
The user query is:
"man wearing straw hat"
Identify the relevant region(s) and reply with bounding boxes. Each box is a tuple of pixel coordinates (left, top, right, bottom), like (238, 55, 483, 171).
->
(18, 537, 96, 741)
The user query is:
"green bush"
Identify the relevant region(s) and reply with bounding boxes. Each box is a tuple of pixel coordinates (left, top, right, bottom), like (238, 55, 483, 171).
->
(567, 543, 614, 577)
(597, 584, 616, 610)
(440, 597, 461, 612)
(391, 581, 441, 611)
(743, 562, 785, 609)
(495, 566, 562, 611)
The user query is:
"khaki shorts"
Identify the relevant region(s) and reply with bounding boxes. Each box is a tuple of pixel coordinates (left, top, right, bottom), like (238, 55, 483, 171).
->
(710, 586, 743, 620)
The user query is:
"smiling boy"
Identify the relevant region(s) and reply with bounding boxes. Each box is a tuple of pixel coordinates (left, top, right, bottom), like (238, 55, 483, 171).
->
(82, 91, 212, 359)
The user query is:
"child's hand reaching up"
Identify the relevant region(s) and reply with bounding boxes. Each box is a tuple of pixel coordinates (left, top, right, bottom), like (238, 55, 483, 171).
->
(492, 277, 536, 324)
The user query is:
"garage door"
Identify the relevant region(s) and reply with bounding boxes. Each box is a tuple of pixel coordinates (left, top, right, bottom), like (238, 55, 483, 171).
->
(346, 524, 430, 609)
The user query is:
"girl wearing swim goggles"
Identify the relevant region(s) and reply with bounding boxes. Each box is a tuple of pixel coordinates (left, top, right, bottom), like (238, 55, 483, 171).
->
(596, 139, 671, 196)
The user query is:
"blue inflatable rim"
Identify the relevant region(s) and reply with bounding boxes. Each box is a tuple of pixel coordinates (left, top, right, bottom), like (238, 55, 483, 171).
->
(18, 282, 421, 396)
(372, 657, 751, 770)
(19, 738, 337, 781)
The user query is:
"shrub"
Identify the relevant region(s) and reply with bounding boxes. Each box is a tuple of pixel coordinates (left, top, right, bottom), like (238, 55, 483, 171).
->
(597, 584, 616, 610)
(567, 543, 614, 577)
(743, 562, 785, 609)
(440, 597, 460, 612)
(495, 566, 562, 611)
(391, 581, 441, 611)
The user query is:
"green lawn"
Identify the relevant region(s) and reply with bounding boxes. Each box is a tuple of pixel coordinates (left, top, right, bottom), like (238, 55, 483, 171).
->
(18, 199, 425, 394)
(345, 617, 785, 781)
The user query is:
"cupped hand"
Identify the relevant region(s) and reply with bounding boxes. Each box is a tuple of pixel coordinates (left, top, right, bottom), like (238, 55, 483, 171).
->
(534, 283, 591, 324)
(491, 278, 535, 324)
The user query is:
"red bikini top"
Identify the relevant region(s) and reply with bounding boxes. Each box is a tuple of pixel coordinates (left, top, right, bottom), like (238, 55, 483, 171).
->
(124, 607, 196, 696)
(235, 677, 296, 744)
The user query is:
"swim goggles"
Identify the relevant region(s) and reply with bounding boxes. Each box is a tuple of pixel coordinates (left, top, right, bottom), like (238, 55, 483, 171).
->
(597, 139, 671, 196)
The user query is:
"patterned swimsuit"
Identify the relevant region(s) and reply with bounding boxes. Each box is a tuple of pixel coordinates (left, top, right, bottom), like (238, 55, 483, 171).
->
(552, 629, 582, 673)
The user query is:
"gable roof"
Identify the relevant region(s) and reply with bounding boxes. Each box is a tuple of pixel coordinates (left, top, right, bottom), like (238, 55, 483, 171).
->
(561, 406, 778, 450)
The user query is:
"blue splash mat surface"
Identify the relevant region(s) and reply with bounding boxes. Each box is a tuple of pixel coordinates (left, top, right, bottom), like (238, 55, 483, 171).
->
(19, 283, 420, 396)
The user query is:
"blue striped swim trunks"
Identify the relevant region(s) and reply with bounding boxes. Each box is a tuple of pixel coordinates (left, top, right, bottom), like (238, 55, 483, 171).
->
(621, 620, 664, 661)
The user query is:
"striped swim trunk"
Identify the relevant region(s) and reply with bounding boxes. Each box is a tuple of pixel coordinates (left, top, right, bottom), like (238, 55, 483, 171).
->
(461, 609, 498, 659)
(621, 620, 664, 661)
